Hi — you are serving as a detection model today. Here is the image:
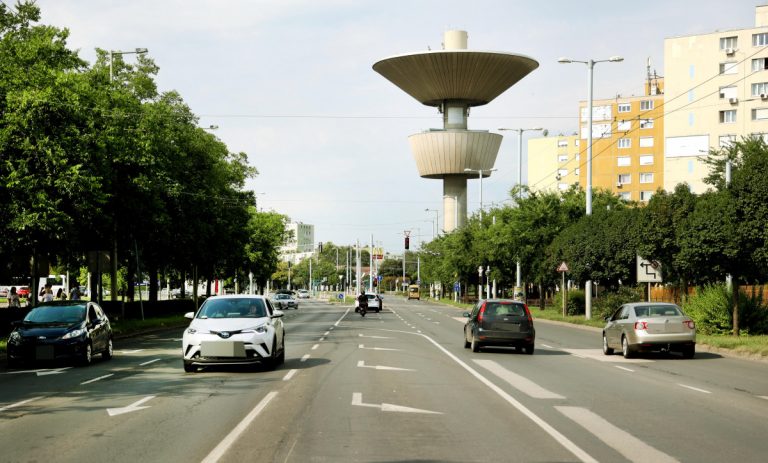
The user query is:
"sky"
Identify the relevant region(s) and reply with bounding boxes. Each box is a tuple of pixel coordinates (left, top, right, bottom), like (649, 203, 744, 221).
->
(32, 0, 760, 252)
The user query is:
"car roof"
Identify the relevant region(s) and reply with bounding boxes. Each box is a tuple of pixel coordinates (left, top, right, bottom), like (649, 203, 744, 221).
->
(623, 302, 679, 307)
(206, 294, 268, 300)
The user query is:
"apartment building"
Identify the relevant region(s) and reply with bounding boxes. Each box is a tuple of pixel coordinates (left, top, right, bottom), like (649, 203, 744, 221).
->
(664, 5, 768, 193)
(528, 135, 580, 192)
(280, 222, 314, 264)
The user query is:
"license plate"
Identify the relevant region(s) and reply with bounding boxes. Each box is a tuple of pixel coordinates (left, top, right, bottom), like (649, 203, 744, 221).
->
(36, 345, 55, 360)
(201, 341, 246, 358)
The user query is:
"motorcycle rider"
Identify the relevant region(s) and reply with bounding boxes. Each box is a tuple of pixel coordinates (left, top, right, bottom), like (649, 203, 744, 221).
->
(357, 290, 368, 317)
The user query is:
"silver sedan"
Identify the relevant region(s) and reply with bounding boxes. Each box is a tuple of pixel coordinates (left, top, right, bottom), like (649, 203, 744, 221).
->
(603, 302, 696, 359)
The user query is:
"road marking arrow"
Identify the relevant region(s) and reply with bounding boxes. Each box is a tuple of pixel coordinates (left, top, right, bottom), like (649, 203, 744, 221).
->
(358, 344, 401, 351)
(107, 395, 156, 417)
(351, 393, 441, 414)
(118, 349, 143, 354)
(37, 367, 72, 376)
(357, 361, 414, 371)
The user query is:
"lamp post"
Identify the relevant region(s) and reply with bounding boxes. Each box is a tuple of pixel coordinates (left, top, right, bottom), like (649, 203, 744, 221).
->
(425, 208, 439, 239)
(498, 127, 544, 292)
(558, 55, 623, 319)
(109, 48, 148, 82)
(463, 168, 498, 221)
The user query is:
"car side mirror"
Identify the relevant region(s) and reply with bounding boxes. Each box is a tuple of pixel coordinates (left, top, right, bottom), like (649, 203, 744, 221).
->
(462, 312, 470, 318)
(604, 316, 611, 322)
(272, 310, 284, 318)
(184, 312, 195, 319)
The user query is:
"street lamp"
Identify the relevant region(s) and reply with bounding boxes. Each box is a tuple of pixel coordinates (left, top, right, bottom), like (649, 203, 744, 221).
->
(109, 48, 148, 82)
(558, 55, 623, 319)
(463, 168, 498, 221)
(425, 208, 439, 239)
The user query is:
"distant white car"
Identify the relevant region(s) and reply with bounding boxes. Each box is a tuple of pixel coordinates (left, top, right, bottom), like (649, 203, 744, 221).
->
(297, 289, 310, 299)
(182, 295, 285, 372)
(355, 293, 382, 313)
(271, 293, 299, 309)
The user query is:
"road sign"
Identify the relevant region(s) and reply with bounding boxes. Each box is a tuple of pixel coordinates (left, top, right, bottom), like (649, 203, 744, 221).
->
(378, 275, 383, 282)
(453, 282, 460, 292)
(637, 256, 662, 283)
(557, 262, 569, 273)
(337, 293, 344, 300)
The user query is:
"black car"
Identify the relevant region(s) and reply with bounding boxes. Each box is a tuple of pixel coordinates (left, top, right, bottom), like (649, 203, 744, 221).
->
(463, 299, 535, 354)
(6, 301, 113, 367)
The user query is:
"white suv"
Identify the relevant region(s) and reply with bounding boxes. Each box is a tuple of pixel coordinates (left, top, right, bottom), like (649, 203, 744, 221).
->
(355, 293, 382, 313)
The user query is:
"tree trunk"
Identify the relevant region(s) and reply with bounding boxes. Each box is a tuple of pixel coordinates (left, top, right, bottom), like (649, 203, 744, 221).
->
(539, 284, 545, 310)
(732, 280, 740, 336)
(149, 266, 158, 302)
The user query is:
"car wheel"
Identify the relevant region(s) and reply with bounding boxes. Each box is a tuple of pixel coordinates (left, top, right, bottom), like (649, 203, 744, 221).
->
(522, 343, 534, 355)
(277, 336, 286, 365)
(602, 334, 614, 355)
(464, 332, 471, 349)
(267, 339, 280, 370)
(102, 338, 113, 360)
(681, 345, 695, 359)
(621, 336, 634, 359)
(376, 309, 380, 313)
(183, 360, 196, 373)
(80, 343, 93, 366)
(471, 334, 481, 353)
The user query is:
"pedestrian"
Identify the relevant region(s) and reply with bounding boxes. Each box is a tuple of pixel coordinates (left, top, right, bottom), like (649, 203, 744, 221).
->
(42, 285, 54, 302)
(70, 283, 81, 300)
(8, 286, 21, 308)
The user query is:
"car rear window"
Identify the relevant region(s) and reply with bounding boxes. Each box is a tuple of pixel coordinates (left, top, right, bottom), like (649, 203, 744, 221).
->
(634, 305, 682, 317)
(25, 305, 86, 323)
(484, 302, 525, 317)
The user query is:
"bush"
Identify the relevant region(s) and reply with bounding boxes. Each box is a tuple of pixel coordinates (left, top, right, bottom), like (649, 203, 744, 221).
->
(593, 286, 645, 320)
(554, 289, 585, 316)
(682, 284, 732, 335)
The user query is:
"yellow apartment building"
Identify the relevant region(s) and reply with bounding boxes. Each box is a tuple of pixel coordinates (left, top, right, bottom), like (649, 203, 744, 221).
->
(664, 5, 768, 193)
(528, 135, 580, 193)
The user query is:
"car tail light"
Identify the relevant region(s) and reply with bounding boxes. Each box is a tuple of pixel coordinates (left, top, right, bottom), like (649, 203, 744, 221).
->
(523, 304, 533, 323)
(683, 320, 695, 330)
(478, 304, 486, 323)
(634, 321, 648, 330)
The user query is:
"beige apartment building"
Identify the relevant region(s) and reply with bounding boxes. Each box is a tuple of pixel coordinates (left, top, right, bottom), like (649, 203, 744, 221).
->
(664, 5, 768, 193)
(529, 76, 665, 202)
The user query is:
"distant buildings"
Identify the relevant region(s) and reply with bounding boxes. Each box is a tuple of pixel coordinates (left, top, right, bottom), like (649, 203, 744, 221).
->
(529, 5, 768, 199)
(280, 222, 314, 264)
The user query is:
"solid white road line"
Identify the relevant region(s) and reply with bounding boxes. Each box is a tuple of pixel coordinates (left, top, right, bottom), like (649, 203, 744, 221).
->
(473, 360, 565, 399)
(201, 391, 278, 463)
(81, 374, 114, 385)
(0, 396, 44, 413)
(556, 406, 679, 463)
(358, 344, 401, 351)
(614, 366, 635, 373)
(677, 384, 711, 394)
(282, 369, 298, 381)
(139, 359, 161, 366)
(358, 334, 393, 339)
(334, 309, 350, 326)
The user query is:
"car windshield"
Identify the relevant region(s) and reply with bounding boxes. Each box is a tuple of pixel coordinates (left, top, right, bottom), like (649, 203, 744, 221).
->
(484, 302, 525, 317)
(198, 298, 267, 319)
(633, 305, 682, 318)
(367, 295, 376, 300)
(276, 294, 290, 300)
(24, 304, 86, 324)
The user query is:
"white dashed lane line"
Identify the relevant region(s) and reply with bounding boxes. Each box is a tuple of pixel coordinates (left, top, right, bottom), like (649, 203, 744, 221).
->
(677, 384, 711, 394)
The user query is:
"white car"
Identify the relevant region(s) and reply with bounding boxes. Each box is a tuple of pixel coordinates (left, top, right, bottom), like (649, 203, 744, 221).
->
(355, 293, 382, 313)
(297, 289, 310, 299)
(182, 295, 285, 372)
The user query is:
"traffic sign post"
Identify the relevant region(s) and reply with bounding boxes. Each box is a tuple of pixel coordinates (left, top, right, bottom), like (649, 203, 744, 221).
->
(557, 262, 569, 317)
(637, 256, 662, 302)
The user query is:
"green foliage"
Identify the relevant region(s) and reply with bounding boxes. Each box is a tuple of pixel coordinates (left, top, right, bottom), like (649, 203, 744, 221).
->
(682, 284, 734, 335)
(592, 286, 645, 320)
(553, 289, 585, 316)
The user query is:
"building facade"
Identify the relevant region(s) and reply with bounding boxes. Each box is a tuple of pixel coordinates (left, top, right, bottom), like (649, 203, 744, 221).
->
(664, 5, 768, 193)
(280, 222, 314, 264)
(528, 135, 580, 192)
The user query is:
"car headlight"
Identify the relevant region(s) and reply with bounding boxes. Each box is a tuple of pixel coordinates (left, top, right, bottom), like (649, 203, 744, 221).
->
(243, 325, 268, 334)
(8, 331, 21, 345)
(61, 328, 86, 340)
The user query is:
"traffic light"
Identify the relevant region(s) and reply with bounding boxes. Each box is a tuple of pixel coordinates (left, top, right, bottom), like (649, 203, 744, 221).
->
(318, 242, 323, 253)
(404, 236, 410, 250)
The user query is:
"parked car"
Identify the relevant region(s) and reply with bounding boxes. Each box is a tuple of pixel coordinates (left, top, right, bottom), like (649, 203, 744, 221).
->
(603, 302, 696, 359)
(297, 289, 310, 299)
(182, 295, 285, 372)
(355, 293, 382, 313)
(0, 286, 8, 298)
(6, 301, 113, 367)
(271, 293, 298, 310)
(463, 299, 535, 354)
(17, 286, 31, 298)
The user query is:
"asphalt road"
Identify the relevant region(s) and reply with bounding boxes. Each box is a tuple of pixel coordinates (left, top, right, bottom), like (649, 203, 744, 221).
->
(2, 297, 768, 462)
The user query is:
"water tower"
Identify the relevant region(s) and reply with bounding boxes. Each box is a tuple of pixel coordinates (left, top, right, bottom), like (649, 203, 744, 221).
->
(373, 30, 538, 231)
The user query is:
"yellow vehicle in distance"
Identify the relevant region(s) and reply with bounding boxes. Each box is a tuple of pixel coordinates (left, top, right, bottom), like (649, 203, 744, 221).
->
(407, 284, 420, 300)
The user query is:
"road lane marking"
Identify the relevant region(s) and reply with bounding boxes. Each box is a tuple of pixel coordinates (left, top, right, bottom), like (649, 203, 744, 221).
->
(358, 344, 401, 351)
(473, 360, 565, 399)
(311, 344, 319, 350)
(139, 359, 161, 366)
(282, 369, 298, 381)
(81, 374, 114, 385)
(334, 309, 350, 326)
(562, 348, 653, 363)
(300, 354, 310, 362)
(556, 406, 679, 463)
(0, 396, 44, 412)
(759, 396, 768, 401)
(319, 337, 325, 342)
(201, 391, 278, 463)
(451, 317, 467, 323)
(351, 393, 441, 414)
(677, 384, 711, 394)
(359, 334, 393, 339)
(541, 344, 554, 349)
(37, 367, 72, 376)
(357, 360, 415, 372)
(614, 366, 635, 373)
(107, 396, 156, 417)
(118, 349, 143, 354)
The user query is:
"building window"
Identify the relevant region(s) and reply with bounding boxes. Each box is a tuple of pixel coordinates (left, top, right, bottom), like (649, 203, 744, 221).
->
(719, 135, 736, 147)
(558, 154, 568, 162)
(617, 156, 631, 167)
(640, 100, 654, 110)
(574, 168, 579, 176)
(617, 174, 631, 185)
(754, 33, 768, 47)
(753, 58, 768, 72)
(618, 103, 631, 113)
(639, 155, 654, 165)
(640, 119, 654, 129)
(720, 86, 737, 99)
(618, 138, 631, 148)
(720, 36, 738, 50)
(640, 173, 654, 183)
(752, 82, 768, 96)
(617, 120, 631, 131)
(720, 110, 737, 123)
(752, 108, 768, 121)
(574, 139, 580, 147)
(640, 191, 654, 201)
(557, 140, 568, 147)
(720, 62, 738, 75)
(558, 169, 568, 177)
(619, 192, 631, 201)
(639, 137, 654, 148)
